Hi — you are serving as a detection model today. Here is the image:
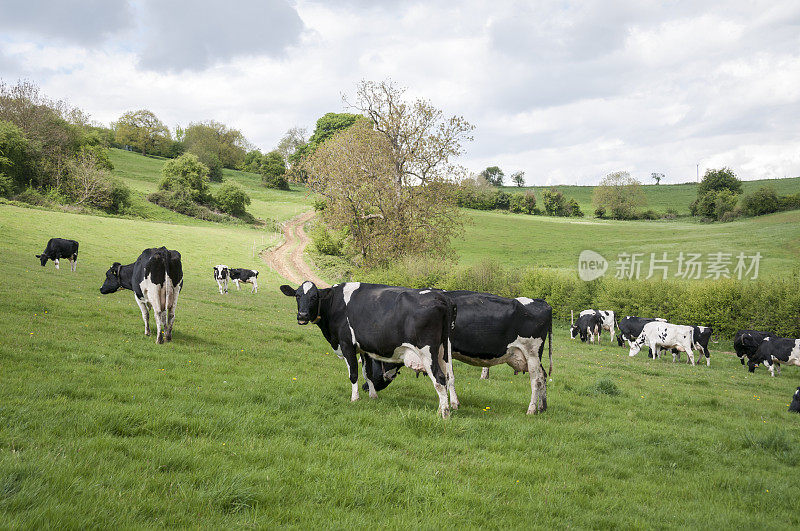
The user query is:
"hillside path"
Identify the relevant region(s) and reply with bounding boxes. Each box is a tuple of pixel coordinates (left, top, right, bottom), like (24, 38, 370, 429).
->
(262, 210, 330, 288)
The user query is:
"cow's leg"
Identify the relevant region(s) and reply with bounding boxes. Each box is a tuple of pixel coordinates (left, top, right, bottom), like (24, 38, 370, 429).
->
(523, 342, 546, 414)
(421, 345, 450, 419)
(148, 290, 165, 344)
(165, 290, 179, 342)
(480, 367, 490, 379)
(54, 258, 59, 270)
(704, 347, 710, 367)
(251, 278, 258, 293)
(444, 346, 459, 410)
(686, 348, 695, 366)
(134, 295, 150, 336)
(234, 279, 241, 291)
(72, 254, 77, 271)
(341, 346, 359, 401)
(361, 354, 378, 399)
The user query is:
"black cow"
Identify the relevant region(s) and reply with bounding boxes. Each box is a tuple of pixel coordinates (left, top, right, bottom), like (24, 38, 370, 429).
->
(748, 337, 800, 377)
(617, 316, 666, 347)
(366, 292, 553, 415)
(230, 268, 259, 293)
(101, 247, 183, 344)
(36, 238, 79, 271)
(571, 311, 602, 343)
(280, 281, 457, 418)
(789, 387, 800, 413)
(734, 330, 776, 367)
(213, 265, 229, 294)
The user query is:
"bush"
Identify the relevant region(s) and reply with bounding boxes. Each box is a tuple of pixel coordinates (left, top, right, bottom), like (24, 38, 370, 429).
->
(262, 172, 290, 191)
(261, 151, 288, 190)
(594, 206, 606, 218)
(779, 193, 800, 211)
(14, 186, 50, 206)
(714, 189, 738, 220)
(0, 173, 13, 197)
(566, 198, 584, 217)
(214, 181, 251, 216)
(661, 207, 677, 220)
(310, 224, 346, 256)
(105, 177, 132, 214)
(697, 167, 742, 196)
(148, 189, 234, 223)
(313, 197, 327, 211)
(639, 209, 658, 220)
(742, 186, 780, 216)
(510, 191, 536, 214)
(159, 153, 211, 203)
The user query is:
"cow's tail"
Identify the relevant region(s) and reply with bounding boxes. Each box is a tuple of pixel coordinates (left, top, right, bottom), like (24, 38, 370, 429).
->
(154, 247, 171, 309)
(442, 299, 457, 364)
(547, 315, 553, 377)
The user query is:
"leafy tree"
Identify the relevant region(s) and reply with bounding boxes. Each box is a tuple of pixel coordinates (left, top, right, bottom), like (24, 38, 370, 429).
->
(509, 191, 536, 214)
(290, 113, 364, 170)
(592, 171, 647, 219)
(276, 126, 307, 167)
(0, 120, 37, 195)
(651, 172, 663, 185)
(566, 197, 584, 217)
(65, 151, 131, 213)
(542, 188, 570, 216)
(261, 150, 289, 190)
(511, 171, 525, 187)
(243, 149, 263, 173)
(158, 153, 211, 203)
(594, 206, 606, 218)
(481, 166, 505, 186)
(742, 186, 780, 216)
(113, 109, 170, 157)
(214, 181, 251, 216)
(697, 167, 742, 196)
(183, 120, 250, 169)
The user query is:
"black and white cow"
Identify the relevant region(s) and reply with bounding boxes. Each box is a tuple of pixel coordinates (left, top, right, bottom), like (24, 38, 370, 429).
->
(367, 292, 553, 415)
(213, 265, 229, 294)
(789, 387, 800, 413)
(578, 309, 616, 343)
(734, 329, 776, 368)
(230, 268, 259, 293)
(656, 325, 714, 367)
(36, 238, 79, 271)
(748, 337, 800, 377)
(571, 311, 602, 343)
(101, 247, 183, 344)
(616, 316, 666, 347)
(280, 281, 457, 418)
(629, 321, 697, 365)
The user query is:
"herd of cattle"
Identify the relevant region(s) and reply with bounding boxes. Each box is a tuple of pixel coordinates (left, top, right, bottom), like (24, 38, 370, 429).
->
(36, 236, 800, 418)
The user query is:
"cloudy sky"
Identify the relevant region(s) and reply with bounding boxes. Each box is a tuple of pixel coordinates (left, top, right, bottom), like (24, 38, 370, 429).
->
(1, 0, 798, 185)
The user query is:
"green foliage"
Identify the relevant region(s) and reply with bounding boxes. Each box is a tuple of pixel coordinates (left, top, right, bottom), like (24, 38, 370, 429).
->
(542, 188, 568, 216)
(742, 186, 779, 216)
(148, 188, 234, 223)
(214, 181, 251, 216)
(594, 206, 606, 218)
(261, 151, 289, 190)
(481, 166, 505, 186)
(0, 120, 37, 195)
(243, 149, 263, 173)
(159, 153, 211, 203)
(592, 171, 647, 219)
(698, 167, 742, 196)
(511, 171, 525, 187)
(113, 109, 170, 157)
(566, 197, 583, 217)
(310, 223, 346, 256)
(290, 113, 365, 168)
(184, 120, 249, 170)
(509, 191, 536, 214)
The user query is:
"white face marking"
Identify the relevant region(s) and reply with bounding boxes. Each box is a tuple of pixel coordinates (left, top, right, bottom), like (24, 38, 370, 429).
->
(342, 282, 360, 305)
(516, 297, 533, 305)
(302, 281, 314, 293)
(420, 289, 431, 294)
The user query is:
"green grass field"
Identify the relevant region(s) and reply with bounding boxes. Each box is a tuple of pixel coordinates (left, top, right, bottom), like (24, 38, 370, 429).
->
(505, 176, 800, 216)
(2, 197, 800, 527)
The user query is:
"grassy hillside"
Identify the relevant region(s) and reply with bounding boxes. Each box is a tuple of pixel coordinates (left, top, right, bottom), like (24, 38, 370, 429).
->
(2, 204, 800, 527)
(505, 176, 800, 216)
(109, 148, 312, 224)
(454, 208, 800, 277)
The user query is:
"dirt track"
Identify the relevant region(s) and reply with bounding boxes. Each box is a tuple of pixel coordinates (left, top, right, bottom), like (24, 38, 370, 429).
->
(262, 210, 330, 288)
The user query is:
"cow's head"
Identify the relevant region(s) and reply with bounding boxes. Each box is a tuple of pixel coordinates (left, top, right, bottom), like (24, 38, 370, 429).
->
(570, 324, 579, 340)
(213, 265, 228, 280)
(790, 387, 800, 413)
(35, 253, 49, 266)
(628, 338, 644, 357)
(100, 262, 123, 294)
(280, 281, 323, 325)
(616, 333, 624, 347)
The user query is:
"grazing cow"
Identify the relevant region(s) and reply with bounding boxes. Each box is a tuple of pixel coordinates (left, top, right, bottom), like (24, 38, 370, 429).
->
(734, 330, 776, 367)
(629, 321, 696, 365)
(366, 292, 553, 415)
(789, 387, 800, 413)
(36, 238, 79, 271)
(748, 337, 800, 377)
(279, 281, 457, 418)
(213, 265, 229, 294)
(617, 316, 666, 347)
(230, 268, 259, 293)
(571, 311, 602, 343)
(578, 309, 616, 343)
(659, 325, 714, 367)
(101, 247, 183, 344)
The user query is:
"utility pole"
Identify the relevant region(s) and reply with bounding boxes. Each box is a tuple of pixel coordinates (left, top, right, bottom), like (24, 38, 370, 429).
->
(696, 164, 699, 183)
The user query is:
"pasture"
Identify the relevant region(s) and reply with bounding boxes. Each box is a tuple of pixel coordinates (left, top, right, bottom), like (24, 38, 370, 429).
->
(2, 203, 800, 527)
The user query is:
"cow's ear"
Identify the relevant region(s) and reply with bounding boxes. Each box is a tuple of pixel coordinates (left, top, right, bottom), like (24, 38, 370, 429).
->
(35, 254, 41, 258)
(112, 262, 122, 275)
(279, 285, 296, 296)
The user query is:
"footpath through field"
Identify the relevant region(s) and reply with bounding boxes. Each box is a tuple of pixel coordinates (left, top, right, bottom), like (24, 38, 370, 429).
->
(263, 210, 330, 288)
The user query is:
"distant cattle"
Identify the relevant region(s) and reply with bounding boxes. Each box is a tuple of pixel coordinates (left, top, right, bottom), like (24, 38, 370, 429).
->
(36, 238, 79, 271)
(734, 330, 776, 368)
(213, 265, 229, 294)
(789, 387, 800, 413)
(280, 281, 457, 418)
(366, 292, 553, 415)
(571, 311, 602, 343)
(101, 247, 183, 344)
(629, 321, 697, 365)
(748, 337, 800, 377)
(579, 309, 616, 343)
(230, 268, 259, 293)
(658, 325, 714, 367)
(617, 316, 666, 347)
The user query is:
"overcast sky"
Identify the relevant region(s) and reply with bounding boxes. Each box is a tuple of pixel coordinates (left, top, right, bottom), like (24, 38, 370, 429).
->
(1, 0, 798, 185)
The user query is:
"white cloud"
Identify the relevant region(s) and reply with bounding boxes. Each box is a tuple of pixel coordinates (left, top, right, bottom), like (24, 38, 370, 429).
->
(0, 0, 798, 185)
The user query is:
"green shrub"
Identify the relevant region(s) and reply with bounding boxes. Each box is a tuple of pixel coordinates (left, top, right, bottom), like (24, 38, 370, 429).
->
(214, 181, 251, 216)
(262, 173, 289, 191)
(742, 186, 780, 216)
(261, 151, 288, 190)
(310, 224, 346, 256)
(594, 206, 606, 218)
(0, 173, 13, 197)
(313, 197, 327, 211)
(508, 191, 536, 214)
(159, 153, 212, 203)
(106, 177, 132, 213)
(567, 198, 584, 217)
(14, 186, 50, 206)
(148, 188, 234, 223)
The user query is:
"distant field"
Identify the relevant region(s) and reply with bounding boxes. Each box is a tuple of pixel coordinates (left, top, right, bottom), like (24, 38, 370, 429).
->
(504, 176, 800, 216)
(109, 148, 312, 224)
(2, 204, 800, 528)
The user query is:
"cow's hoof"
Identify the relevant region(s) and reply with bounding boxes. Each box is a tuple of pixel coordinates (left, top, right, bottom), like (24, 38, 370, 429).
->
(440, 408, 451, 419)
(156, 334, 164, 344)
(165, 333, 172, 342)
(144, 331, 151, 336)
(450, 400, 460, 411)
